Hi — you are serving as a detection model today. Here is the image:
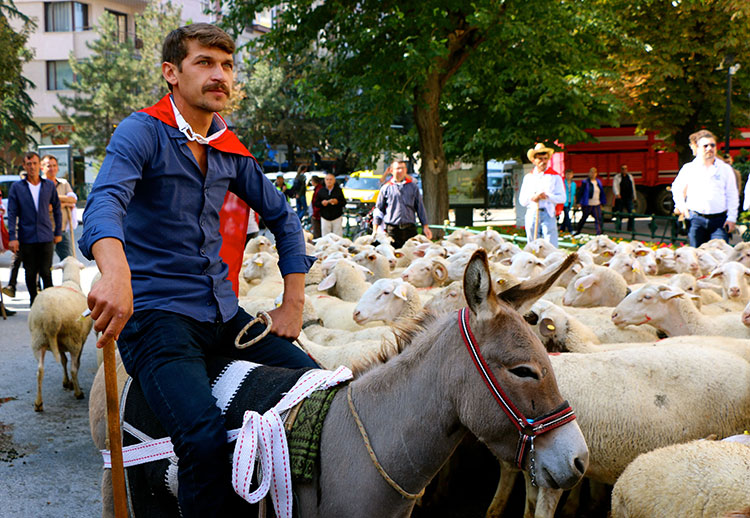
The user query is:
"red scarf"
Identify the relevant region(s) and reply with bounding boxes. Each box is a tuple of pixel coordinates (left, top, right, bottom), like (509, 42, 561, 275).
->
(541, 166, 564, 215)
(139, 94, 252, 295)
(139, 94, 255, 158)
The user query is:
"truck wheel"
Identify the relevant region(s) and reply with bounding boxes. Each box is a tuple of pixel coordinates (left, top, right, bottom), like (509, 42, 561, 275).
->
(653, 188, 674, 216)
(634, 190, 647, 214)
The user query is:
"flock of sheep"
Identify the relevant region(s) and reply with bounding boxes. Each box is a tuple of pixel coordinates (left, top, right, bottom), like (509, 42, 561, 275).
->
(28, 226, 750, 517)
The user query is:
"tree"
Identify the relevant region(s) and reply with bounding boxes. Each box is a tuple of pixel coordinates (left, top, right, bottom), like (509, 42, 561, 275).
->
(0, 0, 38, 171)
(606, 0, 750, 166)
(233, 58, 323, 167)
(57, 2, 182, 161)
(221, 0, 625, 230)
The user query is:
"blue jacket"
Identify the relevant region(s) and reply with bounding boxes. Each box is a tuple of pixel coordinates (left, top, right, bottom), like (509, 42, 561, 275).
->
(579, 178, 607, 206)
(7, 178, 61, 243)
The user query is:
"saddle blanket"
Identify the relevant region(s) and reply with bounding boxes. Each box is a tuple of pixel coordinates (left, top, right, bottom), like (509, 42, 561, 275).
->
(104, 355, 351, 518)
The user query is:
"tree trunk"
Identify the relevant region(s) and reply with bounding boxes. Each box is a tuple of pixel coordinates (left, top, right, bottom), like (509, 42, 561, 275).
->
(414, 74, 449, 239)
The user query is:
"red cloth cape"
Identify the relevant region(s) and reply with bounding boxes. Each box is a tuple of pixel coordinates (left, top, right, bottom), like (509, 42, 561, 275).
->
(139, 95, 251, 295)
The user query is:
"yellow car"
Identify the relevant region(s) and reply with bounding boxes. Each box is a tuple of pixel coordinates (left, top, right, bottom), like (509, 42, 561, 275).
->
(342, 170, 383, 209)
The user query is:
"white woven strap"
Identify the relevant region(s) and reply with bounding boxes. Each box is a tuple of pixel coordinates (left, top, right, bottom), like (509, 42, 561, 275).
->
(230, 366, 353, 518)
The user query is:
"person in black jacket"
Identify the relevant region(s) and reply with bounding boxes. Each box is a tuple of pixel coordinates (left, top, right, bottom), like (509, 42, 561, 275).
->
(314, 172, 347, 236)
(290, 164, 308, 220)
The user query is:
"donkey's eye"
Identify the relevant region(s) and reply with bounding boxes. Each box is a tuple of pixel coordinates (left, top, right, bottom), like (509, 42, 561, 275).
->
(509, 366, 540, 380)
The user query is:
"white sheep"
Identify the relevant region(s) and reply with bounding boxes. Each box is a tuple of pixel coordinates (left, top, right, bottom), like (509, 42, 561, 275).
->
(611, 440, 750, 518)
(654, 247, 677, 274)
(489, 241, 522, 261)
(352, 278, 423, 325)
(352, 249, 392, 281)
(295, 332, 394, 370)
(500, 251, 544, 280)
(612, 283, 750, 337)
(444, 228, 475, 247)
(317, 259, 372, 302)
(422, 281, 467, 313)
(708, 261, 750, 302)
(29, 256, 93, 412)
(674, 245, 702, 276)
(400, 256, 449, 288)
(240, 251, 284, 299)
(243, 235, 275, 258)
(488, 345, 750, 518)
(468, 228, 504, 251)
(562, 264, 629, 307)
(725, 241, 750, 267)
(524, 238, 559, 259)
(603, 253, 648, 284)
(578, 235, 618, 264)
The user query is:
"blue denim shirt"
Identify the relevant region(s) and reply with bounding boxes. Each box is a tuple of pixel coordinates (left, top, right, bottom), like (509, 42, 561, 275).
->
(79, 111, 314, 323)
(374, 180, 428, 227)
(7, 178, 62, 243)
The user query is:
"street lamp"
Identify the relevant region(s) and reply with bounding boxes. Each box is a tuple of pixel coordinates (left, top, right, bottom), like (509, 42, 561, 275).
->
(724, 53, 741, 154)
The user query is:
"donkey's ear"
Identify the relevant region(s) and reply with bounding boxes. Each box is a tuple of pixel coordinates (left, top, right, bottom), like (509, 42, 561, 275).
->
(464, 249, 495, 316)
(499, 253, 578, 312)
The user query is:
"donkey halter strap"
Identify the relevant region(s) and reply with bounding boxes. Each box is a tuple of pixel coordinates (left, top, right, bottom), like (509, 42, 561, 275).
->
(347, 386, 425, 500)
(457, 307, 576, 470)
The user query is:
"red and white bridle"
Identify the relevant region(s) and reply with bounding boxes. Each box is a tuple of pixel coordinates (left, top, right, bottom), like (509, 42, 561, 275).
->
(458, 308, 577, 478)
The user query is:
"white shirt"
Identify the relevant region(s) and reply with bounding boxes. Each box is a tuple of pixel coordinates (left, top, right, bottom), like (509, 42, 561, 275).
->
(671, 158, 739, 222)
(27, 182, 41, 211)
(744, 177, 750, 211)
(518, 169, 566, 218)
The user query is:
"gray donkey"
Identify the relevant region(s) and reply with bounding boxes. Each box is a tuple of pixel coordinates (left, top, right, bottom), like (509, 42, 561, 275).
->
(90, 250, 588, 517)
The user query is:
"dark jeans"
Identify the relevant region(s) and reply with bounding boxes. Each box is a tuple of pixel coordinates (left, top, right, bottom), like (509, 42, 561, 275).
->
(19, 241, 54, 304)
(688, 213, 729, 247)
(117, 308, 318, 518)
(561, 205, 573, 233)
(576, 205, 603, 235)
(295, 196, 308, 220)
(618, 198, 634, 231)
(386, 223, 418, 249)
(7, 249, 23, 288)
(55, 231, 73, 260)
(312, 217, 321, 239)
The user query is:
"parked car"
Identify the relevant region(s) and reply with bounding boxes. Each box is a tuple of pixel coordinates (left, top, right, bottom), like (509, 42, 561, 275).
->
(488, 172, 513, 208)
(0, 175, 22, 225)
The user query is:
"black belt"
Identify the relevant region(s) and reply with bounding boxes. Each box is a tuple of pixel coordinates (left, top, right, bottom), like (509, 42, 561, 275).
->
(692, 210, 727, 219)
(386, 223, 416, 230)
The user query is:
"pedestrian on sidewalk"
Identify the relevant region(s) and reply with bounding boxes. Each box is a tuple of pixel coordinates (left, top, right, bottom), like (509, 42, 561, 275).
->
(41, 154, 78, 260)
(519, 143, 566, 246)
(314, 172, 346, 236)
(373, 160, 431, 248)
(575, 167, 607, 235)
(7, 152, 62, 305)
(560, 169, 577, 233)
(613, 164, 636, 231)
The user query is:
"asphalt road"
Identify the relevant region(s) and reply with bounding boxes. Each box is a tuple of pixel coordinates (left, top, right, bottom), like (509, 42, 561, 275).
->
(0, 249, 103, 518)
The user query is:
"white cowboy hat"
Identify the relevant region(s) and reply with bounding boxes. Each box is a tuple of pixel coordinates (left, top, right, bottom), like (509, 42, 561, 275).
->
(527, 143, 555, 162)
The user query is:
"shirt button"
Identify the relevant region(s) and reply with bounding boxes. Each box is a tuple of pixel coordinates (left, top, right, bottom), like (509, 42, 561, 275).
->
(200, 248, 205, 255)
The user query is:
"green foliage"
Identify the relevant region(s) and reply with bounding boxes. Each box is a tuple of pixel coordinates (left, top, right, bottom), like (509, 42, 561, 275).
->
(56, 2, 182, 161)
(0, 1, 38, 170)
(606, 0, 750, 165)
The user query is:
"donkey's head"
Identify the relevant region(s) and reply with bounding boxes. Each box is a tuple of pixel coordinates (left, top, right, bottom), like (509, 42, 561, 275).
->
(453, 249, 588, 490)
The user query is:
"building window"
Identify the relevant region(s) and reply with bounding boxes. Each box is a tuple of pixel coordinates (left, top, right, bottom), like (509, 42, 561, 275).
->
(106, 10, 127, 43)
(45, 2, 89, 32)
(47, 60, 74, 90)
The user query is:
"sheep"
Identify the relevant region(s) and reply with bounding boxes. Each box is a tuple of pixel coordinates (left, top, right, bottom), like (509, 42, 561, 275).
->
(578, 235, 618, 264)
(543, 250, 594, 288)
(352, 249, 392, 281)
(444, 228, 475, 247)
(666, 272, 724, 305)
(611, 440, 750, 518)
(725, 241, 750, 267)
(612, 283, 750, 337)
(352, 278, 423, 325)
(468, 228, 504, 251)
(29, 256, 93, 411)
(242, 235, 275, 258)
(562, 264, 629, 307)
(488, 345, 750, 518)
(524, 300, 659, 352)
(400, 256, 449, 288)
(489, 241, 522, 261)
(317, 259, 372, 302)
(708, 261, 750, 302)
(743, 300, 750, 327)
(603, 253, 648, 284)
(654, 247, 677, 274)
(524, 238, 558, 259)
(294, 332, 394, 370)
(631, 245, 659, 275)
(422, 280, 466, 313)
(240, 252, 284, 299)
(674, 245, 702, 276)
(500, 251, 544, 280)
(308, 294, 369, 332)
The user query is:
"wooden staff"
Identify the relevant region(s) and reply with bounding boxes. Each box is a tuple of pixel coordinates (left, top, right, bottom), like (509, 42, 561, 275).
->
(65, 206, 77, 259)
(103, 337, 128, 518)
(533, 203, 540, 242)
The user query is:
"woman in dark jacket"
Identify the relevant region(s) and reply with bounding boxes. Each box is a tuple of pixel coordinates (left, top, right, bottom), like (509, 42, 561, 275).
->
(314, 172, 347, 236)
(575, 167, 607, 235)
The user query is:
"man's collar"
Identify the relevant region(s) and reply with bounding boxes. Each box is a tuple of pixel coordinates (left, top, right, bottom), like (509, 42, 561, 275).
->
(139, 94, 254, 158)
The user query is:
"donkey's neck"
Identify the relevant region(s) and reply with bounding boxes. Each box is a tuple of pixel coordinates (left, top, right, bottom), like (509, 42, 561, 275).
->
(344, 326, 465, 494)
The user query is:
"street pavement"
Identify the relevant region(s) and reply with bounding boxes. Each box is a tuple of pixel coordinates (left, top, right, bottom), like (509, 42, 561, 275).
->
(0, 248, 102, 518)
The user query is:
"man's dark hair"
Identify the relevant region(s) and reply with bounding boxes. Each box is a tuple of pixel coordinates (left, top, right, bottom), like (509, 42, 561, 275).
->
(23, 151, 39, 162)
(40, 154, 58, 164)
(162, 24, 235, 91)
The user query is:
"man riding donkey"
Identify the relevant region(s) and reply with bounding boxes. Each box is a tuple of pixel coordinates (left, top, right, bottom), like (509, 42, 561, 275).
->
(80, 24, 320, 517)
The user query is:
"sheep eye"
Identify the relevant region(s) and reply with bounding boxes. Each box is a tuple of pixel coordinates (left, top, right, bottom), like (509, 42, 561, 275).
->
(509, 366, 540, 380)
(382, 291, 390, 296)
(644, 295, 652, 300)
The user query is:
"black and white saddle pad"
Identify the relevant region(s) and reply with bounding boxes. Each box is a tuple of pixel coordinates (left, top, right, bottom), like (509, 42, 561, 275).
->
(121, 355, 312, 518)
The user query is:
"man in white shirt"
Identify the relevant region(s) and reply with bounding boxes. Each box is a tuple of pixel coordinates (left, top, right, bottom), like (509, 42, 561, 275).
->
(519, 143, 566, 246)
(672, 130, 739, 247)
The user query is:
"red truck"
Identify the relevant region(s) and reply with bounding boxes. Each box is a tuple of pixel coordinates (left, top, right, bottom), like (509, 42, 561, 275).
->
(561, 126, 750, 215)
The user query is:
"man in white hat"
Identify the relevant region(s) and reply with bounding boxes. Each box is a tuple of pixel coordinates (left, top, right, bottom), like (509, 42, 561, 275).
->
(518, 143, 566, 246)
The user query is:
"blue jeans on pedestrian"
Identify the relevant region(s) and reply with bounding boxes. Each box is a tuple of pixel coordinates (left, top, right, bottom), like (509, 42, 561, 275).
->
(619, 198, 634, 231)
(561, 205, 573, 233)
(116, 308, 318, 518)
(688, 213, 729, 247)
(55, 231, 73, 260)
(525, 209, 559, 247)
(576, 205, 603, 235)
(295, 196, 308, 220)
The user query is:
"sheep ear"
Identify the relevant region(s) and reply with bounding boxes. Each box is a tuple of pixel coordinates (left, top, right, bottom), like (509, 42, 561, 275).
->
(318, 273, 337, 291)
(52, 261, 64, 270)
(574, 274, 596, 292)
(744, 267, 750, 277)
(499, 257, 513, 267)
(602, 260, 611, 267)
(539, 318, 557, 337)
(657, 286, 684, 300)
(464, 250, 496, 317)
(709, 267, 723, 279)
(393, 283, 410, 301)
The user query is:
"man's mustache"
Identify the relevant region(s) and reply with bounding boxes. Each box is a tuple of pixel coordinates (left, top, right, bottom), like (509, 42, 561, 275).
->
(203, 82, 230, 95)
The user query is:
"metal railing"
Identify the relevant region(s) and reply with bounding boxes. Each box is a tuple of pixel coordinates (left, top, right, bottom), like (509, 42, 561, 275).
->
(574, 209, 688, 245)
